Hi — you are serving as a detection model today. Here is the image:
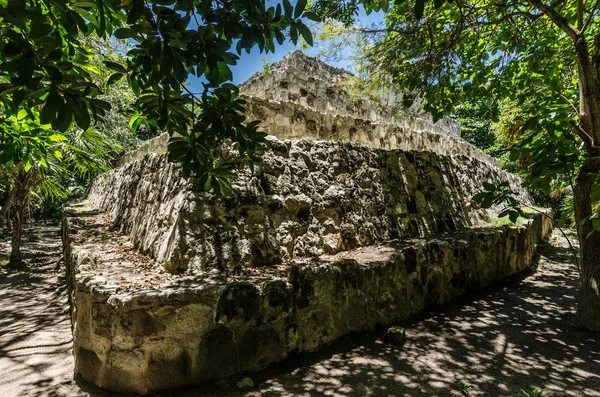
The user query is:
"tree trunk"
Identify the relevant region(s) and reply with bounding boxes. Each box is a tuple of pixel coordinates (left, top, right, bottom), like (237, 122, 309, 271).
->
(7, 168, 36, 271)
(0, 187, 15, 231)
(568, 28, 600, 331)
(9, 206, 25, 270)
(6, 208, 11, 233)
(573, 158, 600, 331)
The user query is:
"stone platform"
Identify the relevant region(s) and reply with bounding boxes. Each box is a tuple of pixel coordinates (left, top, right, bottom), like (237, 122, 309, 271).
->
(63, 201, 552, 394)
(86, 137, 530, 274)
(63, 52, 554, 395)
(238, 51, 496, 165)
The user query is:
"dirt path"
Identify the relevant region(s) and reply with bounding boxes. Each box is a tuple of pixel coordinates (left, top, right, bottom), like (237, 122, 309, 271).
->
(0, 226, 81, 397)
(1, 228, 599, 397)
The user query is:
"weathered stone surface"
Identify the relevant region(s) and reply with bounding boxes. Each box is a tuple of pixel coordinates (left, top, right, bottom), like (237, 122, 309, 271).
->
(63, 51, 555, 395)
(241, 95, 496, 165)
(239, 51, 461, 138)
(64, 206, 552, 395)
(88, 137, 531, 273)
(237, 52, 500, 165)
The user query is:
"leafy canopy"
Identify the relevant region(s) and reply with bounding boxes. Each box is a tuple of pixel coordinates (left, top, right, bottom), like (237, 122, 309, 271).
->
(0, 0, 317, 194)
(320, 0, 599, 226)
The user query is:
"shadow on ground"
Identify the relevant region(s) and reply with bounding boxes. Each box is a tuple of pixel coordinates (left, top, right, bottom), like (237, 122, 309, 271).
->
(0, 227, 81, 397)
(1, 229, 599, 397)
(164, 232, 600, 397)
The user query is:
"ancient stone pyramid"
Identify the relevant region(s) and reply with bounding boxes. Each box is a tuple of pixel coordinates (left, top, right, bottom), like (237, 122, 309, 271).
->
(64, 51, 552, 394)
(239, 51, 492, 163)
(87, 51, 530, 273)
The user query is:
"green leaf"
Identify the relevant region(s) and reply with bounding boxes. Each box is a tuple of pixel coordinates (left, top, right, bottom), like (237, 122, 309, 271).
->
(107, 72, 124, 85)
(114, 28, 135, 39)
(481, 200, 494, 209)
(414, 0, 425, 19)
(48, 134, 67, 142)
(290, 23, 298, 44)
(472, 192, 489, 202)
(483, 182, 496, 192)
(283, 0, 292, 19)
(0, 145, 15, 165)
(103, 61, 127, 74)
(294, 0, 307, 19)
(40, 91, 61, 124)
(303, 11, 321, 22)
(129, 113, 144, 133)
(296, 22, 313, 46)
(53, 103, 73, 132)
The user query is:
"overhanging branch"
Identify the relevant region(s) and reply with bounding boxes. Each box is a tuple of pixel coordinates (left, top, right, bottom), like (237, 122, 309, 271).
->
(526, 0, 580, 39)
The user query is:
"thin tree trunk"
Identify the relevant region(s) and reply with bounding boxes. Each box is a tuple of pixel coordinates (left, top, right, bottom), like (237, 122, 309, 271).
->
(0, 187, 15, 231)
(9, 207, 25, 269)
(573, 158, 600, 331)
(6, 208, 11, 233)
(8, 168, 36, 271)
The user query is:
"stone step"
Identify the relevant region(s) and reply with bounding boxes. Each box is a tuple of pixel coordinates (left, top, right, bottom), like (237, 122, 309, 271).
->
(239, 55, 461, 137)
(242, 95, 497, 165)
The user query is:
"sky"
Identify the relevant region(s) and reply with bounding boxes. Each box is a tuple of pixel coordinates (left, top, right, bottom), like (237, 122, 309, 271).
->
(186, 6, 384, 93)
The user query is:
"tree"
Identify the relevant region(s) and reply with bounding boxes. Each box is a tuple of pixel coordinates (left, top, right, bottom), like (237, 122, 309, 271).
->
(316, 0, 600, 330)
(4, 102, 138, 269)
(452, 100, 498, 153)
(0, 31, 142, 269)
(0, 0, 315, 190)
(0, 0, 316, 268)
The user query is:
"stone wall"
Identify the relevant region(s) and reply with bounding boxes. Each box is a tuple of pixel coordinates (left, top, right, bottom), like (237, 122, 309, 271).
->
(63, 204, 552, 394)
(242, 95, 496, 165)
(239, 51, 461, 138)
(115, 133, 168, 167)
(88, 137, 531, 273)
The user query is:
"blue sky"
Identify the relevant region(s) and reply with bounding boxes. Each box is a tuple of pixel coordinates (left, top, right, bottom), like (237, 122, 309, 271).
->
(186, 7, 384, 92)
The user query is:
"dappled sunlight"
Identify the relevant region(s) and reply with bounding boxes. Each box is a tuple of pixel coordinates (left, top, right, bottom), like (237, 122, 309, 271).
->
(0, 226, 83, 397)
(1, 229, 598, 397)
(164, 231, 598, 397)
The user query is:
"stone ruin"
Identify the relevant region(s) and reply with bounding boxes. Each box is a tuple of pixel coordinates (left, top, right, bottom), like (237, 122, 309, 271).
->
(61, 51, 553, 394)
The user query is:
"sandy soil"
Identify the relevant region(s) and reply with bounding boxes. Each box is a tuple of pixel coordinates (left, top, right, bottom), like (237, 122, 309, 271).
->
(0, 227, 598, 397)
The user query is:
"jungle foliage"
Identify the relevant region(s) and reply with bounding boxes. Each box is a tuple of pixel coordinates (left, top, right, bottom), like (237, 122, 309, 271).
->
(0, 0, 315, 267)
(312, 0, 600, 331)
(0, 0, 315, 194)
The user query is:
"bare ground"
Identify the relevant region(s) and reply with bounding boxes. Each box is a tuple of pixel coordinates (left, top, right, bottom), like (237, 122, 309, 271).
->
(0, 227, 599, 397)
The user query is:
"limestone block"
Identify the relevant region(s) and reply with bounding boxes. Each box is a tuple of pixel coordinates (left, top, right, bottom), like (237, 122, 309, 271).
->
(64, 204, 552, 394)
(103, 349, 147, 393)
(196, 326, 237, 380)
(384, 326, 407, 346)
(216, 283, 261, 326)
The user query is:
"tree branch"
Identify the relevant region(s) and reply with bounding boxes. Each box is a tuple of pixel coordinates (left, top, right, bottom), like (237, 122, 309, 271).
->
(582, 0, 600, 32)
(526, 0, 579, 39)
